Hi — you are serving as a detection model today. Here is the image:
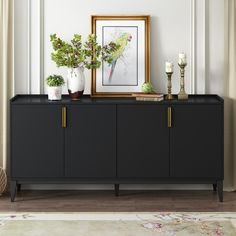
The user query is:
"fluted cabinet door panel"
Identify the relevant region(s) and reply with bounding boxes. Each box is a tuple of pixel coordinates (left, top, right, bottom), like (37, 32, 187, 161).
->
(65, 105, 116, 178)
(171, 105, 223, 178)
(117, 105, 169, 178)
(11, 105, 64, 178)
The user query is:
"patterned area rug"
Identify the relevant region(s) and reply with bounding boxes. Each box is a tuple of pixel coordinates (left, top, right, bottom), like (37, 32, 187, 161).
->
(0, 212, 236, 236)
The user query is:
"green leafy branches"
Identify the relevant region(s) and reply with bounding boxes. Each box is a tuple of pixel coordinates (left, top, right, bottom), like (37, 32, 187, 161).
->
(50, 34, 119, 69)
(46, 75, 65, 87)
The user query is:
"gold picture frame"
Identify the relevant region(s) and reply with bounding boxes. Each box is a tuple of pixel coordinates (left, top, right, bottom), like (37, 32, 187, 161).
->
(91, 15, 150, 97)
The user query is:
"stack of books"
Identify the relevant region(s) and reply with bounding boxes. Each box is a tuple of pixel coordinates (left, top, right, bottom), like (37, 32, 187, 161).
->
(132, 93, 164, 101)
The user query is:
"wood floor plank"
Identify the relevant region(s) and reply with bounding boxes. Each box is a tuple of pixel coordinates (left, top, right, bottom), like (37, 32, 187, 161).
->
(0, 190, 235, 212)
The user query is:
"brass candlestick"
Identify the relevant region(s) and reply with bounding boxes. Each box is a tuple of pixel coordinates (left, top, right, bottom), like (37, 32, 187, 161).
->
(178, 63, 188, 100)
(165, 72, 174, 100)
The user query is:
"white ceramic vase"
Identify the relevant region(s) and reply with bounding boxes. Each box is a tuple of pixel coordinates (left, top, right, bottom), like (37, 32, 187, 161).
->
(47, 86, 62, 100)
(67, 67, 85, 100)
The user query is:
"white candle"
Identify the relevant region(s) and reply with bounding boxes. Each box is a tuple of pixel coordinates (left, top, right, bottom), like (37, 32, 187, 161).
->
(166, 62, 174, 73)
(179, 53, 187, 65)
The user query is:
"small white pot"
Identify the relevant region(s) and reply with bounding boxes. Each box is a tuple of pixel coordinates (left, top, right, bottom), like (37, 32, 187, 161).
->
(47, 86, 62, 100)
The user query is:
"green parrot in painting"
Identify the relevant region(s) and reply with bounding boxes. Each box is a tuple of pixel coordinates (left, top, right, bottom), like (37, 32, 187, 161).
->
(108, 33, 132, 80)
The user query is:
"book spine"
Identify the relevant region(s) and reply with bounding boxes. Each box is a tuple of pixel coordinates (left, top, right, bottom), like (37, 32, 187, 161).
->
(136, 97, 163, 102)
(133, 94, 164, 98)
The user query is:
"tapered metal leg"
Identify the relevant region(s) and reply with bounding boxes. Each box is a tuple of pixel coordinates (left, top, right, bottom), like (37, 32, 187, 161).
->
(213, 183, 217, 192)
(217, 181, 223, 202)
(17, 184, 21, 192)
(10, 181, 17, 202)
(115, 184, 119, 197)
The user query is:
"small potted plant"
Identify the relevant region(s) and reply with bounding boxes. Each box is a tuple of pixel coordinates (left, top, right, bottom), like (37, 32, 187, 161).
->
(50, 34, 119, 100)
(46, 74, 65, 100)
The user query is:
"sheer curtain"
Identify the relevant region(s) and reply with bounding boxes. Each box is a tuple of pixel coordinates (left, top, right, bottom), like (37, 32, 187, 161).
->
(0, 0, 14, 172)
(224, 0, 236, 190)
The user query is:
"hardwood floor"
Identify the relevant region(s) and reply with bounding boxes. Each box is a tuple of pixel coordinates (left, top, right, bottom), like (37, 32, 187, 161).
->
(1, 190, 236, 212)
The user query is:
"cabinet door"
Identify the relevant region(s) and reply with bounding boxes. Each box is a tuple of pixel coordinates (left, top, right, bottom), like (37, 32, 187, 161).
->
(11, 105, 64, 177)
(171, 105, 223, 178)
(65, 105, 116, 178)
(117, 105, 169, 178)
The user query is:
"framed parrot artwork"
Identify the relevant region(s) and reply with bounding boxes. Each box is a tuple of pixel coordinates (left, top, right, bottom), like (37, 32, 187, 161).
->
(91, 15, 150, 97)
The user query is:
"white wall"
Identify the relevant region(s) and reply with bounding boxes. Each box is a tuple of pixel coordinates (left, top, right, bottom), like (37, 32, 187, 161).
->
(14, 0, 225, 95)
(14, 0, 225, 190)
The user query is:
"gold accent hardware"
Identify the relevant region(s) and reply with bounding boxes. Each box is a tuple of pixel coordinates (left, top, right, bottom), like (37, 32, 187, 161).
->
(168, 107, 172, 128)
(62, 107, 67, 128)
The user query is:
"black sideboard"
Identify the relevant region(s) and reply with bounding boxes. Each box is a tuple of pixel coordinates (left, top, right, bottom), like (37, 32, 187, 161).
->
(10, 95, 224, 202)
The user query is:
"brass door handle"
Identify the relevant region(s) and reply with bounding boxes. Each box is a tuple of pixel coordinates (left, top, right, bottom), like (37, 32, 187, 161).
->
(168, 107, 172, 128)
(62, 107, 67, 128)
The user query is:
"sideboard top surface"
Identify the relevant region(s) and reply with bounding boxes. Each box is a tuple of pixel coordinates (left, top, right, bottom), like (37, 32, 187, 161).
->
(10, 95, 223, 105)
